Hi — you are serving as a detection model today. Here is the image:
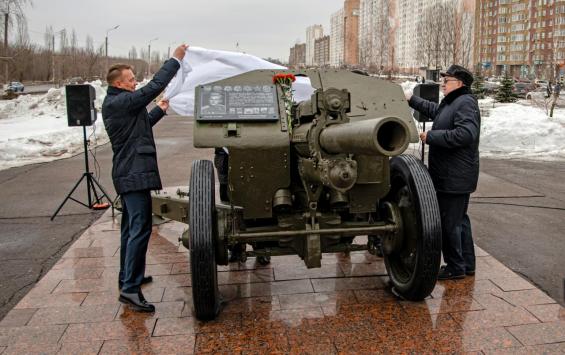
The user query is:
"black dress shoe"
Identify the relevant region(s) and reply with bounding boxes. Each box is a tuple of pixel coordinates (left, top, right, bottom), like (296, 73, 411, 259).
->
(119, 276, 153, 290)
(466, 269, 476, 276)
(438, 266, 465, 280)
(119, 291, 155, 312)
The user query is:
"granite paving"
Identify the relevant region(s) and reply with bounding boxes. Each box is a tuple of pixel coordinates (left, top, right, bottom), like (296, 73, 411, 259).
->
(1, 210, 563, 354)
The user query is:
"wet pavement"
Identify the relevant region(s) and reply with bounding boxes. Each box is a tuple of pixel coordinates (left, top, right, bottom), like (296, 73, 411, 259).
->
(1, 210, 564, 354)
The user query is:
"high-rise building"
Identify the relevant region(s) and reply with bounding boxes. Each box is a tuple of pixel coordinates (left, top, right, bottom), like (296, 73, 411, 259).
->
(359, 0, 396, 72)
(314, 35, 331, 67)
(289, 43, 306, 68)
(394, 0, 475, 73)
(475, 0, 565, 79)
(396, 0, 440, 72)
(306, 25, 324, 66)
(344, 0, 361, 66)
(330, 8, 345, 67)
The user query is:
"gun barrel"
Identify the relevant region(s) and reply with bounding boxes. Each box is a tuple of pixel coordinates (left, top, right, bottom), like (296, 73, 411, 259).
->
(319, 117, 410, 156)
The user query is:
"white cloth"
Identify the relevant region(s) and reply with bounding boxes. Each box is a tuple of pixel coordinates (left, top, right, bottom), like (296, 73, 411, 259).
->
(165, 47, 316, 116)
(163, 57, 192, 101)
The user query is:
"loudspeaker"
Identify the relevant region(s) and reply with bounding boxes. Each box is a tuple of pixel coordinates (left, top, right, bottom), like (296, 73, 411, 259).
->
(66, 84, 97, 126)
(413, 83, 440, 122)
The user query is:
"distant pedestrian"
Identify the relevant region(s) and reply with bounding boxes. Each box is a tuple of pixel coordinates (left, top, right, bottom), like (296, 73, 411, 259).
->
(102, 44, 188, 312)
(405, 64, 480, 280)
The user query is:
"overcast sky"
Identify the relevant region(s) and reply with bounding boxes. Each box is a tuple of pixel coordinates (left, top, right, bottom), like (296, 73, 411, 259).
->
(24, 0, 344, 62)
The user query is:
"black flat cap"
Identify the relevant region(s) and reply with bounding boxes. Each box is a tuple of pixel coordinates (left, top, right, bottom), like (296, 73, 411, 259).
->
(440, 64, 474, 86)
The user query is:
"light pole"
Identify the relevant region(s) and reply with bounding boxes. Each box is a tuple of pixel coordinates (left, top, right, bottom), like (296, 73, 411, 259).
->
(52, 29, 66, 85)
(167, 41, 176, 58)
(105, 25, 120, 74)
(147, 37, 158, 78)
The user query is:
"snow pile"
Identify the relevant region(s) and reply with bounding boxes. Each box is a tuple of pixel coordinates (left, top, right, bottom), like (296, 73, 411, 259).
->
(480, 102, 565, 159)
(0, 78, 564, 172)
(0, 81, 108, 171)
(403, 82, 565, 159)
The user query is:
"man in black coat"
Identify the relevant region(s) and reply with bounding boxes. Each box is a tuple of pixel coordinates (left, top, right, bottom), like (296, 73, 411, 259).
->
(102, 44, 188, 311)
(406, 64, 480, 280)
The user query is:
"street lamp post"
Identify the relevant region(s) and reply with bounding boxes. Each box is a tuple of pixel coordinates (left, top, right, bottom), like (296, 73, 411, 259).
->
(105, 25, 120, 75)
(147, 37, 158, 78)
(167, 41, 175, 58)
(52, 29, 66, 85)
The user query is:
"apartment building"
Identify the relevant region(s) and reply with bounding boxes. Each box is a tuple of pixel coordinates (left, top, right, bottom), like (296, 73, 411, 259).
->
(306, 25, 324, 66)
(314, 35, 331, 67)
(289, 43, 306, 68)
(396, 0, 432, 72)
(475, 0, 565, 79)
(344, 0, 361, 66)
(330, 8, 345, 67)
(359, 0, 396, 71)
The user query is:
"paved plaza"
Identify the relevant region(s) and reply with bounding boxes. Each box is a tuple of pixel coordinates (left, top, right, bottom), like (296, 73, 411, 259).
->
(0, 209, 563, 354)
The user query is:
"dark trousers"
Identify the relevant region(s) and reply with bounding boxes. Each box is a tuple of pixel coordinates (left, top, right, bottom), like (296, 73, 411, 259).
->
(119, 189, 152, 293)
(460, 213, 476, 272)
(214, 148, 229, 185)
(437, 192, 475, 274)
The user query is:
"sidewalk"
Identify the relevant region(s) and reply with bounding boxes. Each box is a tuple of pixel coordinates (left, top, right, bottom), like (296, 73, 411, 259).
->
(0, 210, 563, 354)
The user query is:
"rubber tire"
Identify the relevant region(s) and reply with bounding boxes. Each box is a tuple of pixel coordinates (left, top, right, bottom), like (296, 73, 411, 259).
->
(384, 155, 441, 301)
(189, 160, 220, 320)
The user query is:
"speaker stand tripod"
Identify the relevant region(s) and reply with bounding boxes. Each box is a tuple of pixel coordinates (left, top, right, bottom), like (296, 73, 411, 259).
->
(51, 126, 113, 221)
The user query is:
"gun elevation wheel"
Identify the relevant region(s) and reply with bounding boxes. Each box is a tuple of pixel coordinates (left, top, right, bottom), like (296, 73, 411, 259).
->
(384, 155, 441, 301)
(189, 160, 220, 320)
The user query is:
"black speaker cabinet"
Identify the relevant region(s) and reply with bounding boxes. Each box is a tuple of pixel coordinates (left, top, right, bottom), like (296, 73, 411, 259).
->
(413, 83, 440, 122)
(66, 84, 97, 126)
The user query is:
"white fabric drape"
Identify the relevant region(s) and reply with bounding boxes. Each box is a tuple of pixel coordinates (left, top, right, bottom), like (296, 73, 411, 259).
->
(164, 47, 315, 116)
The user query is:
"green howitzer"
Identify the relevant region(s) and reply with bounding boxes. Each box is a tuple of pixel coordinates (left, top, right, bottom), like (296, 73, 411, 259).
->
(152, 69, 441, 320)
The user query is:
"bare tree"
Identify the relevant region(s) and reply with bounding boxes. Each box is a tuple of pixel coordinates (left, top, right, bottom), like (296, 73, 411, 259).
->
(0, 0, 32, 38)
(58, 28, 67, 53)
(1, 0, 32, 82)
(438, 1, 456, 69)
(374, 0, 391, 74)
(129, 45, 137, 60)
(43, 25, 52, 50)
(458, 12, 474, 68)
(416, 6, 439, 69)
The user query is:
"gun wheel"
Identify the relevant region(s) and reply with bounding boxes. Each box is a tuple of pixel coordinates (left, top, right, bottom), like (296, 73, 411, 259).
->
(189, 160, 220, 320)
(384, 155, 441, 301)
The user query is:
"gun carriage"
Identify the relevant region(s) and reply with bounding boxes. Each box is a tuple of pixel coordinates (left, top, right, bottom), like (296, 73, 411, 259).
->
(152, 70, 441, 320)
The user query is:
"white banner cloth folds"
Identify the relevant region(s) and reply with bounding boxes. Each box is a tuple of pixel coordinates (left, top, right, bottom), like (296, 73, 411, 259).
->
(165, 47, 285, 116)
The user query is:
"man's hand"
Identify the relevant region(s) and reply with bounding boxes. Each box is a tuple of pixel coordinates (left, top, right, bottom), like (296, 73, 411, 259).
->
(173, 44, 189, 61)
(405, 91, 412, 101)
(157, 99, 169, 113)
(419, 131, 427, 143)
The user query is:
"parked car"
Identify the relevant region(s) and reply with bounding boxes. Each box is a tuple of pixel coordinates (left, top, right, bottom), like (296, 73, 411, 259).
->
(526, 87, 565, 106)
(535, 79, 549, 88)
(484, 81, 500, 95)
(513, 82, 536, 98)
(526, 87, 550, 100)
(6, 81, 24, 93)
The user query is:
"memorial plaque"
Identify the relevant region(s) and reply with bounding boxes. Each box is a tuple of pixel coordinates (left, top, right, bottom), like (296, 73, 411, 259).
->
(197, 84, 280, 121)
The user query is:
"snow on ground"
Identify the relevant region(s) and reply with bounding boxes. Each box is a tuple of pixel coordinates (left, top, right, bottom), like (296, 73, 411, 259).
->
(480, 100, 565, 160)
(0, 80, 564, 172)
(400, 81, 565, 160)
(0, 81, 108, 171)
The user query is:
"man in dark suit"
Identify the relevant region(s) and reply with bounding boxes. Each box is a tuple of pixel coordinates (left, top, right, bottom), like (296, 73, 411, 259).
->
(406, 64, 480, 280)
(102, 44, 188, 312)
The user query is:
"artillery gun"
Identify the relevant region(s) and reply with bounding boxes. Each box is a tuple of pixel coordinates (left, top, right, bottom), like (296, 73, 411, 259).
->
(152, 69, 441, 320)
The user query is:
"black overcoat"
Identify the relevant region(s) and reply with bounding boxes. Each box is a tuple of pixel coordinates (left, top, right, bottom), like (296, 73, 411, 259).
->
(409, 86, 480, 194)
(102, 59, 180, 194)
